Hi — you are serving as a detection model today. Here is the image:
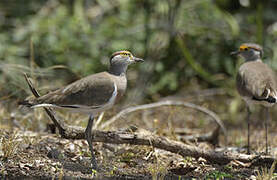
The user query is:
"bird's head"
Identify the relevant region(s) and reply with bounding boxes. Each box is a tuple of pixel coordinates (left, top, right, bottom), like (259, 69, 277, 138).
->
(231, 43, 263, 61)
(110, 50, 144, 66)
(109, 50, 144, 76)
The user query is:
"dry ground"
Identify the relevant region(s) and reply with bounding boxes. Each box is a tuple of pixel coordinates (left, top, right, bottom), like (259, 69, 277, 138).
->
(1, 92, 277, 179)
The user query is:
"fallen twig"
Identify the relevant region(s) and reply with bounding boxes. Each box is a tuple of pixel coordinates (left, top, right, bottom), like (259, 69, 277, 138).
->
(93, 112, 105, 129)
(93, 129, 275, 166)
(178, 126, 220, 146)
(23, 74, 275, 167)
(100, 100, 227, 137)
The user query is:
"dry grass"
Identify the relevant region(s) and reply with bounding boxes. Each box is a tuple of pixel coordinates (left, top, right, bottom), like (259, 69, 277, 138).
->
(0, 131, 19, 159)
(256, 161, 277, 180)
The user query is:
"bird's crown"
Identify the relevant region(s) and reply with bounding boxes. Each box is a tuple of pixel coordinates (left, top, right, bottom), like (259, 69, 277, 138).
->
(110, 50, 133, 60)
(239, 43, 262, 52)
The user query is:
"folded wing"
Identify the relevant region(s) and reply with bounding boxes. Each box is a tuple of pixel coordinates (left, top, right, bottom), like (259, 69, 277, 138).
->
(34, 72, 116, 108)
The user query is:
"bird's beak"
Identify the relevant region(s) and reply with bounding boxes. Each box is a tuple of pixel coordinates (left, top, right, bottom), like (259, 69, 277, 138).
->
(133, 57, 144, 63)
(230, 50, 240, 56)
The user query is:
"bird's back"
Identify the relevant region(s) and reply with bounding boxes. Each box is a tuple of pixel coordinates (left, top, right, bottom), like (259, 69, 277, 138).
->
(236, 61, 277, 103)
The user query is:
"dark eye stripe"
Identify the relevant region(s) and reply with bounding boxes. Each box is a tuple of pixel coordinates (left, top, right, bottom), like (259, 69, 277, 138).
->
(251, 47, 260, 51)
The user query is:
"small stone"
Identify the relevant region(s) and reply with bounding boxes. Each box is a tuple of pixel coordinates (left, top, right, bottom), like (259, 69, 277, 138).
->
(50, 166, 56, 172)
(69, 143, 75, 152)
(249, 175, 256, 180)
(198, 157, 207, 163)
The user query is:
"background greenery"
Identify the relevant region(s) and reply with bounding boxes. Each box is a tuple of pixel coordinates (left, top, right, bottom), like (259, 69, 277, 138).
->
(0, 0, 277, 104)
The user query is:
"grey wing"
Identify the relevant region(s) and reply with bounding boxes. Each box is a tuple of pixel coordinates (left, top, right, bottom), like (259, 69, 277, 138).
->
(236, 64, 272, 99)
(36, 73, 116, 107)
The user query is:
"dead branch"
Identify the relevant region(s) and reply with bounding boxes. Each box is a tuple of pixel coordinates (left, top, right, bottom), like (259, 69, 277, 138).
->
(92, 129, 275, 166)
(178, 126, 220, 146)
(23, 74, 275, 167)
(100, 100, 227, 136)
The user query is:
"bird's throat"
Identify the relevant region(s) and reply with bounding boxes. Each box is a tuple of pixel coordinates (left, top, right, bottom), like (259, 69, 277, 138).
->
(109, 64, 128, 76)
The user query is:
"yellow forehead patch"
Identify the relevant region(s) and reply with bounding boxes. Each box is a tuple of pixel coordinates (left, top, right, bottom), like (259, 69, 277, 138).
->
(120, 51, 131, 54)
(239, 44, 261, 51)
(239, 45, 248, 51)
(120, 51, 132, 57)
(111, 50, 133, 60)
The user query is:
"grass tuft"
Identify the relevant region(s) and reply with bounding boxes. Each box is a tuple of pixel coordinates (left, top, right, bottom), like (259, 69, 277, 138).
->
(256, 160, 277, 180)
(0, 131, 19, 159)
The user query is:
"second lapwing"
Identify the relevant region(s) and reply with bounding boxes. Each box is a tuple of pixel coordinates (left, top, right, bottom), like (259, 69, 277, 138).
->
(231, 43, 277, 154)
(19, 50, 144, 170)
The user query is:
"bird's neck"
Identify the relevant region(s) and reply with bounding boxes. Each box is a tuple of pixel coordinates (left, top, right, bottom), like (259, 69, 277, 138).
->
(244, 53, 262, 62)
(245, 58, 262, 62)
(109, 64, 128, 76)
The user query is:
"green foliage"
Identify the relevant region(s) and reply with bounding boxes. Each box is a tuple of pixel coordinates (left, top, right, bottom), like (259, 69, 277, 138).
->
(0, 0, 277, 99)
(205, 170, 233, 179)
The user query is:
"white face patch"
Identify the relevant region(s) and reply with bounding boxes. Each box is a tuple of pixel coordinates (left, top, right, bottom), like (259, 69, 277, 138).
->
(253, 50, 260, 56)
(127, 57, 135, 65)
(112, 55, 129, 64)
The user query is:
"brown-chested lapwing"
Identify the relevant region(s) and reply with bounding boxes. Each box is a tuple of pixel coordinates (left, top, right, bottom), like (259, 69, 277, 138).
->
(19, 51, 144, 169)
(231, 43, 277, 154)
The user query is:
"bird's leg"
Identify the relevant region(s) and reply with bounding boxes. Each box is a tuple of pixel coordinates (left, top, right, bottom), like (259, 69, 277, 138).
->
(246, 106, 251, 154)
(85, 114, 98, 170)
(265, 107, 269, 155)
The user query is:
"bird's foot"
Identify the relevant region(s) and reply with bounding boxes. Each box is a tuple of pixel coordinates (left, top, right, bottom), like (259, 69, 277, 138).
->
(87, 159, 98, 176)
(91, 158, 98, 171)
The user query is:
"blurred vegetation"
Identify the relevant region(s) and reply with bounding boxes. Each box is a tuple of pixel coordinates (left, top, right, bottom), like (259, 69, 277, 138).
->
(0, 0, 277, 103)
